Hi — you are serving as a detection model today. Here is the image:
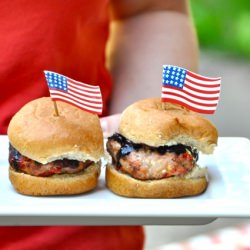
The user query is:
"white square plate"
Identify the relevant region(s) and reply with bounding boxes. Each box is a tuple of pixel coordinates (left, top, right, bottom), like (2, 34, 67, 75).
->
(0, 136, 250, 225)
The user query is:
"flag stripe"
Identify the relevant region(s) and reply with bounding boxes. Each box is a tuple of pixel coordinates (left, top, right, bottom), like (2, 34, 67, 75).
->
(49, 89, 102, 106)
(185, 80, 221, 92)
(183, 86, 220, 98)
(162, 93, 217, 107)
(162, 65, 221, 82)
(161, 98, 215, 114)
(162, 74, 221, 86)
(162, 86, 219, 99)
(68, 90, 102, 105)
(185, 75, 221, 87)
(50, 92, 103, 111)
(67, 81, 101, 93)
(162, 88, 219, 104)
(162, 96, 216, 112)
(68, 85, 102, 98)
(187, 70, 221, 82)
(49, 90, 102, 108)
(67, 77, 99, 89)
(52, 97, 102, 114)
(184, 83, 220, 95)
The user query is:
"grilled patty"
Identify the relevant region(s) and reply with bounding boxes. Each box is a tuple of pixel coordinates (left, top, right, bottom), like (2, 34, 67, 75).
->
(8, 144, 93, 177)
(107, 133, 198, 180)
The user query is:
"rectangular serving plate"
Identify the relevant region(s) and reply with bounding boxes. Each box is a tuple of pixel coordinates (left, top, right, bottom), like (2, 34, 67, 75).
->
(0, 136, 250, 225)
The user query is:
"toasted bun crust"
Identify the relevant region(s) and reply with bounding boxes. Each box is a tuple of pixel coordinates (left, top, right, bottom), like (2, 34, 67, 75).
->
(119, 98, 218, 154)
(8, 97, 104, 164)
(106, 164, 207, 198)
(9, 163, 101, 196)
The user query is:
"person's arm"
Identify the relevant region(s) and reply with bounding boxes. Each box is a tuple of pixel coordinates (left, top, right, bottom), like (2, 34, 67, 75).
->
(106, 0, 199, 114)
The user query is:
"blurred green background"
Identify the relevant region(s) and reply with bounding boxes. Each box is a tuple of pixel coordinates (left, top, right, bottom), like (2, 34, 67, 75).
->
(190, 1, 250, 59)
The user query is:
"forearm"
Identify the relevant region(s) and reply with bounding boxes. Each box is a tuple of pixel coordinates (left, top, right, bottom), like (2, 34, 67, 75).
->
(106, 5, 198, 114)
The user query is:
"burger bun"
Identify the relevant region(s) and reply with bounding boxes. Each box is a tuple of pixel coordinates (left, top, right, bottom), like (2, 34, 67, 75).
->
(106, 164, 208, 198)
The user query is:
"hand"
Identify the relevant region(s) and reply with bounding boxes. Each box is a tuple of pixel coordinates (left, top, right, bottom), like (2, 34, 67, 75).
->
(100, 113, 121, 138)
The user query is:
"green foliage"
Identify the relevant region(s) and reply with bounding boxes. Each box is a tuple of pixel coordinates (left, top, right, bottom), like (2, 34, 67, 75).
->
(190, 0, 250, 58)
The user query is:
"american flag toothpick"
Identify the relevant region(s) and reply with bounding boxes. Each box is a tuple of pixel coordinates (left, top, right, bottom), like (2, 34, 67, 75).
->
(161, 65, 221, 114)
(44, 71, 103, 115)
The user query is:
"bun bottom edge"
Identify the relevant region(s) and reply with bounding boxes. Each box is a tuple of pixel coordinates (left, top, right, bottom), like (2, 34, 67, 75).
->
(105, 164, 208, 198)
(9, 163, 101, 196)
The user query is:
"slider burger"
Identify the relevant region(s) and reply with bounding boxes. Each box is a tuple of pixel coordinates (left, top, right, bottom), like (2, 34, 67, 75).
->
(106, 98, 218, 198)
(8, 97, 104, 196)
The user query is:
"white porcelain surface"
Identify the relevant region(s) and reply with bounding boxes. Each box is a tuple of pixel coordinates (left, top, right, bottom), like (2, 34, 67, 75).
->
(0, 136, 250, 225)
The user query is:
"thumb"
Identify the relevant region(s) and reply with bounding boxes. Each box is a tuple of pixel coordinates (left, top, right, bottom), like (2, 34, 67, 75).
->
(100, 113, 121, 138)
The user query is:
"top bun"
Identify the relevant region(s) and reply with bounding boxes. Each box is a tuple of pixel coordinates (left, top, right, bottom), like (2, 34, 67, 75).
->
(8, 97, 104, 164)
(119, 98, 218, 154)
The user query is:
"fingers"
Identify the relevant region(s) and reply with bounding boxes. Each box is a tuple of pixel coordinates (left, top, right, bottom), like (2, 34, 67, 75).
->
(100, 113, 121, 138)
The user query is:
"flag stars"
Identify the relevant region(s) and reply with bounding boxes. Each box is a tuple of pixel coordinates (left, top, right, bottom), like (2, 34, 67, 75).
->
(162, 79, 170, 84)
(162, 65, 187, 89)
(45, 71, 68, 91)
(164, 65, 171, 70)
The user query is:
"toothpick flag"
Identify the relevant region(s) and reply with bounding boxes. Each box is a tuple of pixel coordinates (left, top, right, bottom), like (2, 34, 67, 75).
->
(161, 65, 221, 114)
(44, 71, 103, 115)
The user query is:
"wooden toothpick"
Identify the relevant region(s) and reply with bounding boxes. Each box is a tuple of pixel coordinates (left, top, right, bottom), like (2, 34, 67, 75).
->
(53, 101, 60, 116)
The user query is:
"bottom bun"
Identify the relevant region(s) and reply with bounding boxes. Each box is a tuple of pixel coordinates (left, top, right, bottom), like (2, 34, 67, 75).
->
(106, 164, 207, 198)
(9, 163, 101, 196)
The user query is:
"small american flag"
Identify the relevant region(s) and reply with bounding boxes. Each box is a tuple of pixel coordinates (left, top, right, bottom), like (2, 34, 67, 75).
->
(161, 65, 221, 114)
(44, 71, 103, 115)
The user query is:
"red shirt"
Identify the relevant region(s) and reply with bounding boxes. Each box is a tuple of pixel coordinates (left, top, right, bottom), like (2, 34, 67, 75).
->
(0, 0, 112, 134)
(0, 1, 144, 249)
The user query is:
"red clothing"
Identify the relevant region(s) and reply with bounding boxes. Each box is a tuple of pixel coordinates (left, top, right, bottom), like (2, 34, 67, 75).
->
(0, 1, 144, 249)
(0, 0, 112, 134)
(0, 226, 144, 250)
